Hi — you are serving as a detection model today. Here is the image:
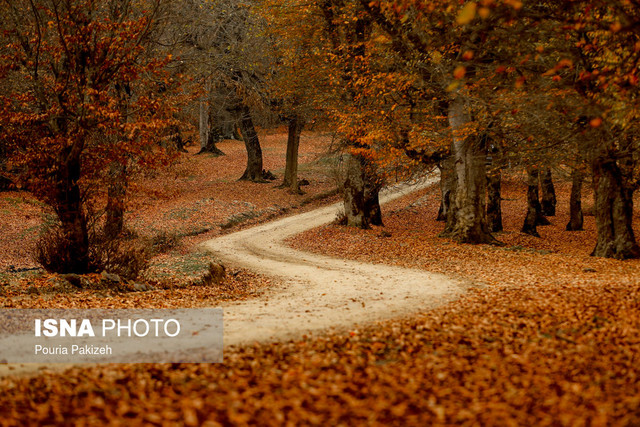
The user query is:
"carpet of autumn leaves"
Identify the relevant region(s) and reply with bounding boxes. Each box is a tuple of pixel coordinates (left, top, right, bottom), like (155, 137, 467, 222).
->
(2, 159, 640, 425)
(1, 274, 639, 425)
(290, 175, 640, 290)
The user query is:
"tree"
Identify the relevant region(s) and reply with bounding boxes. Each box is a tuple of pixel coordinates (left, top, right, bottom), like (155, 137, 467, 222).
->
(167, 0, 276, 181)
(521, 167, 550, 237)
(540, 168, 557, 216)
(0, 0, 176, 273)
(539, 0, 640, 258)
(280, 114, 305, 193)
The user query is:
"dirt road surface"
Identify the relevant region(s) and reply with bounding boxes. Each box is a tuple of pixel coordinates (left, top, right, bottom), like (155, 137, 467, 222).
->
(202, 177, 464, 347)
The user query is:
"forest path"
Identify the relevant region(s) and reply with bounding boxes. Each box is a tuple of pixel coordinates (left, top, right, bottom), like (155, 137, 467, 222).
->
(202, 176, 465, 347)
(0, 177, 463, 378)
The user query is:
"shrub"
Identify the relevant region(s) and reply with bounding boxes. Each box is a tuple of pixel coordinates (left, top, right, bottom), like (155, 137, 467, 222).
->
(35, 225, 150, 281)
(150, 231, 181, 254)
(35, 226, 82, 274)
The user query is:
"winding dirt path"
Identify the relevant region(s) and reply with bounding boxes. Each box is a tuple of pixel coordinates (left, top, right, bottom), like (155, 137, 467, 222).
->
(0, 177, 463, 377)
(202, 177, 464, 347)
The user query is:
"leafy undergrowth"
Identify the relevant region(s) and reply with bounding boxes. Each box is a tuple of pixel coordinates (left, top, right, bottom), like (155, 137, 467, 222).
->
(1, 280, 638, 425)
(1, 267, 277, 309)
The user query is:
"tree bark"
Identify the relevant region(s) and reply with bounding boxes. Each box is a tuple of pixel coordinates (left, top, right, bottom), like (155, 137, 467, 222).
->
(280, 115, 304, 193)
(522, 167, 541, 237)
(104, 162, 127, 239)
(565, 168, 584, 231)
(443, 96, 498, 244)
(486, 164, 503, 232)
(198, 101, 225, 155)
(199, 130, 226, 156)
(436, 158, 455, 222)
(53, 142, 90, 273)
(237, 105, 264, 182)
(540, 167, 557, 216)
(364, 162, 383, 226)
(521, 167, 550, 237)
(199, 97, 210, 153)
(343, 153, 382, 228)
(168, 124, 187, 153)
(590, 157, 640, 259)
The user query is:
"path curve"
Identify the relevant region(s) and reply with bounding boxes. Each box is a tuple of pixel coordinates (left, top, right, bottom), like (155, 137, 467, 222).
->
(0, 177, 463, 377)
(201, 176, 464, 346)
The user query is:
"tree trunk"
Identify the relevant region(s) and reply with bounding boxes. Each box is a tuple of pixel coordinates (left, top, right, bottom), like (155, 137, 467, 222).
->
(53, 143, 90, 273)
(237, 105, 264, 182)
(521, 167, 550, 237)
(343, 153, 382, 228)
(198, 102, 225, 155)
(343, 153, 367, 228)
(444, 96, 498, 244)
(169, 124, 187, 153)
(199, 97, 210, 152)
(486, 165, 503, 232)
(590, 157, 640, 259)
(280, 115, 304, 193)
(522, 167, 541, 237)
(436, 158, 455, 222)
(199, 130, 225, 156)
(540, 167, 557, 216)
(104, 162, 127, 239)
(566, 168, 584, 231)
(364, 162, 383, 226)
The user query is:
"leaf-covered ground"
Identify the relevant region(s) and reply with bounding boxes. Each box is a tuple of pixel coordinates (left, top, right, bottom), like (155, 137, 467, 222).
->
(1, 271, 639, 425)
(290, 176, 640, 290)
(2, 166, 640, 425)
(0, 132, 337, 308)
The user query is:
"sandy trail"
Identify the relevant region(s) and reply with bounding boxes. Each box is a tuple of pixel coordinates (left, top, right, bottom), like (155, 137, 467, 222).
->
(202, 177, 464, 347)
(0, 177, 463, 377)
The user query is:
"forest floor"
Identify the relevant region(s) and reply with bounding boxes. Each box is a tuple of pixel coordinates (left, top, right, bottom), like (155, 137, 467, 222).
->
(0, 130, 340, 309)
(1, 133, 640, 425)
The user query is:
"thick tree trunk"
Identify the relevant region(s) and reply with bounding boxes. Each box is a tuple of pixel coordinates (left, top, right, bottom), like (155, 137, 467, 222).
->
(541, 167, 557, 216)
(364, 163, 383, 226)
(566, 168, 584, 231)
(436, 158, 455, 222)
(280, 115, 304, 193)
(237, 105, 264, 182)
(343, 154, 367, 228)
(443, 97, 498, 244)
(522, 167, 541, 237)
(343, 153, 382, 228)
(199, 130, 225, 156)
(53, 144, 90, 273)
(590, 158, 640, 259)
(104, 162, 127, 239)
(168, 124, 187, 153)
(521, 167, 550, 237)
(486, 165, 503, 232)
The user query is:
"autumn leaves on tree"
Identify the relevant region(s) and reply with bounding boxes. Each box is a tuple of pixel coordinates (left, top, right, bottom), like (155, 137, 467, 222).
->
(265, 0, 640, 258)
(0, 0, 179, 273)
(1, 0, 639, 278)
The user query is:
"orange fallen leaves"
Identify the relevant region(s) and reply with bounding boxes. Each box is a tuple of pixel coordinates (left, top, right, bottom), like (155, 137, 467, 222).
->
(1, 176, 640, 425)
